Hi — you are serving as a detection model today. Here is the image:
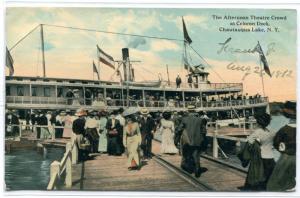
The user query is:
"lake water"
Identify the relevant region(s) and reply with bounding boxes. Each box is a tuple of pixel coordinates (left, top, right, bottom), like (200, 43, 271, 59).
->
(5, 147, 64, 190)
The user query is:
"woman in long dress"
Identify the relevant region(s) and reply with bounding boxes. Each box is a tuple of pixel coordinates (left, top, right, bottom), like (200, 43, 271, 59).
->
(106, 111, 122, 156)
(63, 111, 73, 138)
(160, 111, 178, 154)
(98, 111, 108, 153)
(123, 114, 142, 170)
(243, 112, 275, 190)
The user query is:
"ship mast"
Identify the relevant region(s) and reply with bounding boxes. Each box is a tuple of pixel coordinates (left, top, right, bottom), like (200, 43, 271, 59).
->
(40, 24, 46, 78)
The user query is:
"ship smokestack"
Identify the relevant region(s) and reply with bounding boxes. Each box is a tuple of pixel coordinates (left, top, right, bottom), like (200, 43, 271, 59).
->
(122, 48, 130, 81)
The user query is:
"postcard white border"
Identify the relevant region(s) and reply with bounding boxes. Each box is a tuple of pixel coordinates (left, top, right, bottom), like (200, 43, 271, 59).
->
(0, 1, 299, 198)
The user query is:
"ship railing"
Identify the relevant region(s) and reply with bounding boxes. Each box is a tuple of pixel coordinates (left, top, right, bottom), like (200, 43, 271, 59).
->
(206, 120, 256, 159)
(6, 96, 268, 109)
(164, 81, 243, 90)
(4, 124, 70, 141)
(200, 97, 268, 108)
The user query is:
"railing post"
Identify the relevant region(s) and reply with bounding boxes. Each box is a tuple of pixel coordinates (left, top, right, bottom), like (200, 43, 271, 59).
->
(65, 142, 72, 188)
(71, 137, 78, 165)
(50, 161, 60, 190)
(250, 121, 254, 130)
(19, 123, 22, 138)
(52, 125, 55, 140)
(213, 121, 219, 158)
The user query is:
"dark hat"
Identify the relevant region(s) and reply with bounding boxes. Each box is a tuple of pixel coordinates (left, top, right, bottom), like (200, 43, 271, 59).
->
(254, 112, 271, 129)
(118, 107, 124, 114)
(162, 111, 172, 120)
(282, 101, 296, 119)
(111, 110, 118, 115)
(99, 110, 107, 117)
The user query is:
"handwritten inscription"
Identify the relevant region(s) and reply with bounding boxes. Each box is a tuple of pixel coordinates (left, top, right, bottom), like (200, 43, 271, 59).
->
(226, 61, 293, 80)
(217, 37, 275, 56)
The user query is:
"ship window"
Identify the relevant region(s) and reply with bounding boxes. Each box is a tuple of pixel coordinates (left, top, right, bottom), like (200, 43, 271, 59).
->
(17, 86, 24, 96)
(57, 88, 63, 97)
(44, 87, 50, 97)
(6, 86, 10, 96)
(32, 87, 37, 96)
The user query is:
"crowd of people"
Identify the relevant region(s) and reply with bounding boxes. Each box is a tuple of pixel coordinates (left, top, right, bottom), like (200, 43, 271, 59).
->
(4, 100, 296, 191)
(61, 87, 265, 111)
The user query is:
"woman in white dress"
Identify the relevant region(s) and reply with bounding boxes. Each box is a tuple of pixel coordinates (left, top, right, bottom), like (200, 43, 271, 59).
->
(160, 111, 178, 154)
(98, 110, 108, 153)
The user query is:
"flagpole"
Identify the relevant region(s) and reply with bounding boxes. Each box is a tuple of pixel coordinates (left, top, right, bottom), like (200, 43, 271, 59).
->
(93, 62, 94, 81)
(166, 64, 170, 86)
(259, 60, 266, 97)
(97, 45, 101, 82)
(258, 41, 266, 97)
(184, 42, 189, 80)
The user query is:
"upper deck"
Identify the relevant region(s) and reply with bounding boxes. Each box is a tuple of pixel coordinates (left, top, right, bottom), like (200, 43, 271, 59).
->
(6, 76, 243, 93)
(5, 76, 268, 112)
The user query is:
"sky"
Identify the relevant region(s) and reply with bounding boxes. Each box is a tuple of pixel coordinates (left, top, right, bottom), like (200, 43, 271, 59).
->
(5, 7, 297, 102)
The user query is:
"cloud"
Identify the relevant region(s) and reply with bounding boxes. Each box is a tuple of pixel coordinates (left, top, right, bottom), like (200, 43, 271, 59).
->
(150, 40, 180, 52)
(128, 37, 146, 49)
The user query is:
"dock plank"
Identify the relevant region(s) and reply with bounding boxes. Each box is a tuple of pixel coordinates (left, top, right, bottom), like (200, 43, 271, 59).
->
(61, 139, 246, 191)
(65, 152, 200, 191)
(152, 140, 246, 191)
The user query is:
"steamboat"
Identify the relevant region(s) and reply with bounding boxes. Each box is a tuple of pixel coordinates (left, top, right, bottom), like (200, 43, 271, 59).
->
(5, 20, 269, 122)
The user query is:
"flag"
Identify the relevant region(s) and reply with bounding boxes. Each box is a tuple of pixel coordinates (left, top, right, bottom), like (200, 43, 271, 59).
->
(97, 45, 115, 69)
(93, 61, 100, 80)
(253, 42, 272, 77)
(183, 53, 193, 72)
(6, 47, 14, 76)
(182, 17, 192, 45)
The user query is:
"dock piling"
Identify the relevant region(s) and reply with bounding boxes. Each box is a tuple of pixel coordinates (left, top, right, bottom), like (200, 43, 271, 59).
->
(65, 142, 72, 188)
(213, 121, 219, 158)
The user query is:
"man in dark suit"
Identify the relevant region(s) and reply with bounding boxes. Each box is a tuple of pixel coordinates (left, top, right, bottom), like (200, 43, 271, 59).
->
(176, 74, 182, 88)
(72, 108, 88, 161)
(177, 105, 208, 178)
(139, 108, 155, 160)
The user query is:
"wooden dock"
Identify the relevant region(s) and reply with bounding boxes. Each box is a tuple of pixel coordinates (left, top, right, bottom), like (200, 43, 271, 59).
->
(62, 140, 246, 191)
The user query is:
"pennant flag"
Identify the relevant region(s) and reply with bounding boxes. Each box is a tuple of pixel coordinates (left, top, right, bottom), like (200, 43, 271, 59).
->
(6, 47, 14, 76)
(253, 42, 272, 77)
(93, 61, 100, 80)
(97, 45, 115, 69)
(183, 53, 193, 72)
(182, 17, 192, 45)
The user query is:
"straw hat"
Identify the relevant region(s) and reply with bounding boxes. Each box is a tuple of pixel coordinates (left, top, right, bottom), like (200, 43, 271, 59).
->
(187, 105, 196, 111)
(60, 111, 66, 116)
(123, 107, 140, 117)
(140, 108, 149, 115)
(75, 108, 87, 116)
